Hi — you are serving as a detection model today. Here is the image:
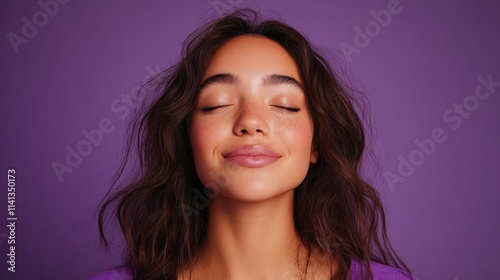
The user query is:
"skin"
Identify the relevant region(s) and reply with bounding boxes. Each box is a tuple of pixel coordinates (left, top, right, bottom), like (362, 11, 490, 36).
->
(185, 35, 334, 279)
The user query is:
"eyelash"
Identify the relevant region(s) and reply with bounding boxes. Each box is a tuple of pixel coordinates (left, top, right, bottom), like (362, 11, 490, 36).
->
(200, 105, 300, 112)
(201, 105, 228, 112)
(273, 105, 300, 112)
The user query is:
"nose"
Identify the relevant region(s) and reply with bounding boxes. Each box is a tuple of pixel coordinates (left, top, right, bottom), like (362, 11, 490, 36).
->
(233, 102, 269, 136)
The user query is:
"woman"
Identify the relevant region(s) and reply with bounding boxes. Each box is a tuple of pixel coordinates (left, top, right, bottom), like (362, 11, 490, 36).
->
(94, 9, 416, 280)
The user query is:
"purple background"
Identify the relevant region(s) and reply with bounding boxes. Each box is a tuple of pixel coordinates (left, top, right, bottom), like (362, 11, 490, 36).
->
(1, 0, 499, 279)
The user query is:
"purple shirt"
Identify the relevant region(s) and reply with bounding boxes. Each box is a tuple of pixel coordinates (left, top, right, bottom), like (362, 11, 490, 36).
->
(349, 260, 417, 280)
(88, 260, 417, 279)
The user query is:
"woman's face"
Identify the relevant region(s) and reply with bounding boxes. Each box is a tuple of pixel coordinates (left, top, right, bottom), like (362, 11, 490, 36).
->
(189, 35, 317, 202)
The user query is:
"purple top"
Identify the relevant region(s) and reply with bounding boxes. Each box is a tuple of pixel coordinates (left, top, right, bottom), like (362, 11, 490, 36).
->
(88, 260, 417, 279)
(349, 261, 417, 280)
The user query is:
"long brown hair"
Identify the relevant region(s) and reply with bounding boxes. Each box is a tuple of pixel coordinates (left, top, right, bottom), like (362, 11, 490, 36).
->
(98, 9, 412, 280)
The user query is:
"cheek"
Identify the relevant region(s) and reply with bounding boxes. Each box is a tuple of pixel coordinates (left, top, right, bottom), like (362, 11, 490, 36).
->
(276, 117, 314, 151)
(189, 119, 215, 157)
(189, 117, 228, 169)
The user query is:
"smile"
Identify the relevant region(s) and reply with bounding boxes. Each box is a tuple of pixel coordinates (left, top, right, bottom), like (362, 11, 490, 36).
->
(222, 145, 280, 168)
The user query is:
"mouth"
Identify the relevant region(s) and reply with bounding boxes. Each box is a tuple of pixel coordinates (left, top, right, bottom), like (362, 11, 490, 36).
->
(222, 145, 280, 168)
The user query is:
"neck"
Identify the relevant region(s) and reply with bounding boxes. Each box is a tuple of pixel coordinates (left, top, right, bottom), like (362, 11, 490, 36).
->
(196, 190, 304, 279)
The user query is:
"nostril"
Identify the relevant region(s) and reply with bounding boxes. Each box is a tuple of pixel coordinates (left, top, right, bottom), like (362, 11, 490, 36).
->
(239, 128, 263, 135)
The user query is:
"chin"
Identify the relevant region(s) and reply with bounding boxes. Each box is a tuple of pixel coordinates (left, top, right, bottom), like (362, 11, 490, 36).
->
(214, 182, 297, 203)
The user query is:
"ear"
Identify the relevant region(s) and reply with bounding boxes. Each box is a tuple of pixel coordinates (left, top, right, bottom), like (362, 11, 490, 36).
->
(310, 148, 318, 164)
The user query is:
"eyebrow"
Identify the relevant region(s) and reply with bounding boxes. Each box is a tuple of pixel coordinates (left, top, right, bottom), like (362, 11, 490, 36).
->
(199, 73, 238, 91)
(199, 73, 304, 91)
(262, 74, 304, 90)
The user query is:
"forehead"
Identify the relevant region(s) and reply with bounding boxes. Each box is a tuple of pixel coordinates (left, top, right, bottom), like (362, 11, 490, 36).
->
(203, 35, 303, 84)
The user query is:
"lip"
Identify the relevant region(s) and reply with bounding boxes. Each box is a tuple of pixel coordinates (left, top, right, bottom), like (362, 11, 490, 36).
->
(222, 145, 280, 167)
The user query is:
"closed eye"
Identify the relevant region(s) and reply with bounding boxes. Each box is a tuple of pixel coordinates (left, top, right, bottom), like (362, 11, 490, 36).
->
(272, 105, 300, 112)
(201, 105, 230, 112)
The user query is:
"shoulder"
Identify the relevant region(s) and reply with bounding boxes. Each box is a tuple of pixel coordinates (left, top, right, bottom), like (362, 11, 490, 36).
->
(349, 260, 418, 280)
(87, 265, 134, 280)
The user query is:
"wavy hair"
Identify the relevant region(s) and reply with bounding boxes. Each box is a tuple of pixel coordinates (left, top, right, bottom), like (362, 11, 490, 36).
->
(98, 9, 412, 280)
